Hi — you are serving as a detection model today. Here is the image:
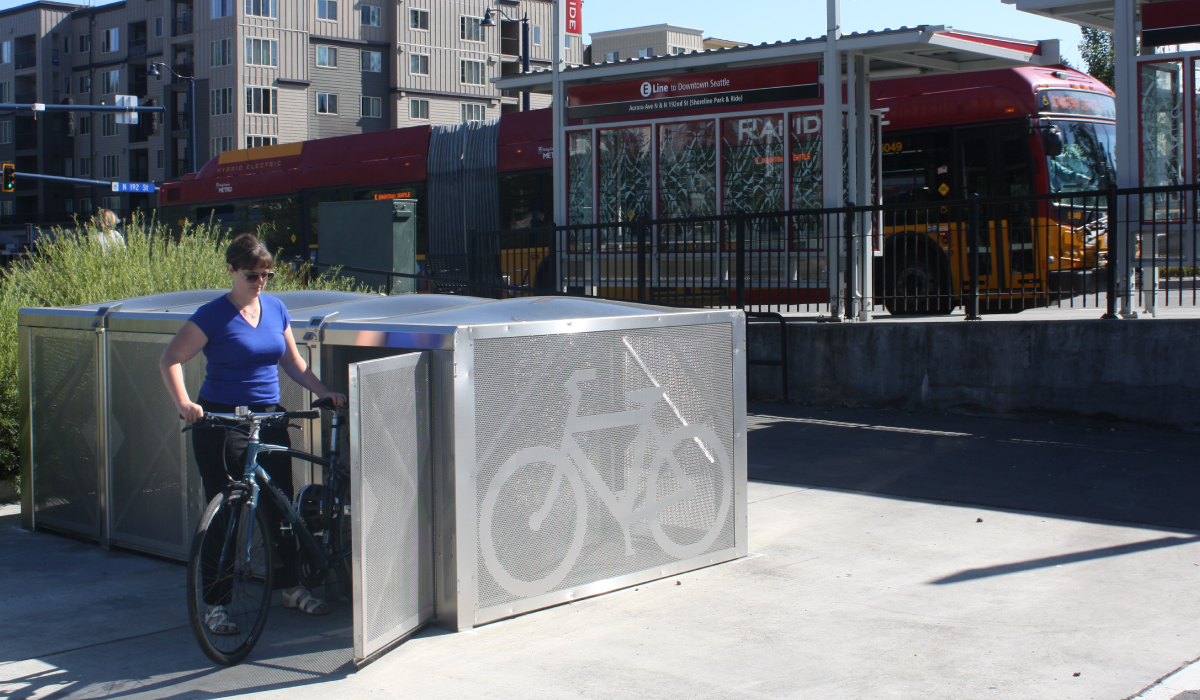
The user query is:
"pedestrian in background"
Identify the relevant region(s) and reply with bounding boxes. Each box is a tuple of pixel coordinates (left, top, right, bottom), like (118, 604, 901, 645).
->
(94, 209, 125, 251)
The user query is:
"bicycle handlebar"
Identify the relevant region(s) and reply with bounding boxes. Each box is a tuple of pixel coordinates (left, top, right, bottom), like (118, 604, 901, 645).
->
(180, 409, 320, 432)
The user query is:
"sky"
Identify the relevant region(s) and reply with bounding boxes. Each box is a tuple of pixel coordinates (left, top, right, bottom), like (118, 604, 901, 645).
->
(0, 0, 1090, 69)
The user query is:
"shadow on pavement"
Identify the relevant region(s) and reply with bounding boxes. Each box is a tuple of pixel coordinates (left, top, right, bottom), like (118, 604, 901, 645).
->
(748, 402, 1200, 531)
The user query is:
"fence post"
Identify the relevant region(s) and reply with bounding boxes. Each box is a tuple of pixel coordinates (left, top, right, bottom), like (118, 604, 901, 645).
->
(637, 218, 647, 303)
(967, 194, 982, 321)
(736, 210, 746, 310)
(1102, 185, 1119, 319)
(843, 202, 855, 320)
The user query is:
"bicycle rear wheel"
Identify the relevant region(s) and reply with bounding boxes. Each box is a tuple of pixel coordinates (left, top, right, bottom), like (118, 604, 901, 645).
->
(187, 487, 275, 666)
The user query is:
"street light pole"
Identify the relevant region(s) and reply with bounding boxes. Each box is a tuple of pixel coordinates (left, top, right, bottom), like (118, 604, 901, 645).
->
(481, 4, 531, 111)
(147, 61, 198, 175)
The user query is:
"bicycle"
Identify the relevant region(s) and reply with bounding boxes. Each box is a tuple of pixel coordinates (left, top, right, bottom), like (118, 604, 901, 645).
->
(183, 397, 350, 666)
(479, 368, 732, 599)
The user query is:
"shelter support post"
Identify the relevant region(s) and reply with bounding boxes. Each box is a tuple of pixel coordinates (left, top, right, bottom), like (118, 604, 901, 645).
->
(822, 0, 844, 320)
(552, 0, 567, 294)
(854, 53, 872, 321)
(1113, 0, 1138, 317)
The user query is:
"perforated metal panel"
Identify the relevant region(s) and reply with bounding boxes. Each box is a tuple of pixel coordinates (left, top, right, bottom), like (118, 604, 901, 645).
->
(278, 344, 314, 489)
(30, 328, 103, 539)
(473, 323, 736, 612)
(349, 351, 433, 665)
(106, 333, 189, 558)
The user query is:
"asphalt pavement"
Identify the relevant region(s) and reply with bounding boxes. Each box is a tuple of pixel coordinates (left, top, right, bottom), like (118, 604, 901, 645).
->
(2, 405, 1199, 699)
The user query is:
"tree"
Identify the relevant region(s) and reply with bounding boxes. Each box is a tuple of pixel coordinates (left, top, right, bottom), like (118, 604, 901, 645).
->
(1079, 27, 1115, 89)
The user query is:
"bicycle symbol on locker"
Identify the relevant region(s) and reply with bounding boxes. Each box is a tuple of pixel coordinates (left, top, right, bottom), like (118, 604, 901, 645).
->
(480, 352, 732, 599)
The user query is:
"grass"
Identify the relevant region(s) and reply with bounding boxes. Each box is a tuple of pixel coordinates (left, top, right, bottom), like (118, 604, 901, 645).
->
(0, 214, 370, 490)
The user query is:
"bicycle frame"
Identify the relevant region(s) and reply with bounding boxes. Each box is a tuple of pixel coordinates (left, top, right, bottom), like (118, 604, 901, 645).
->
(210, 411, 348, 578)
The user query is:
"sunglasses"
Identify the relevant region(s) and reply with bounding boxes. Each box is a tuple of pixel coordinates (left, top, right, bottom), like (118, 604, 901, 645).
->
(242, 271, 276, 283)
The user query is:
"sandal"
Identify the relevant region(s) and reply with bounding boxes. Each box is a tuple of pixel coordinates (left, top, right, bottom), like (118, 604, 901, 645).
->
(282, 587, 329, 616)
(205, 605, 240, 635)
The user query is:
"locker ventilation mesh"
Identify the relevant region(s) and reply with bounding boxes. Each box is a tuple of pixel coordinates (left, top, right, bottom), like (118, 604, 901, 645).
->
(474, 323, 734, 610)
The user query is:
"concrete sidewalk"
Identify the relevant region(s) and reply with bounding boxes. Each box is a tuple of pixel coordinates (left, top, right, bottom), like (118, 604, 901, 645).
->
(3, 408, 1200, 699)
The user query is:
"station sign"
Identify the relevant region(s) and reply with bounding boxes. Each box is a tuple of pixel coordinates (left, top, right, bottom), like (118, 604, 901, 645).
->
(111, 182, 155, 193)
(566, 0, 582, 35)
(1142, 0, 1200, 46)
(567, 62, 819, 120)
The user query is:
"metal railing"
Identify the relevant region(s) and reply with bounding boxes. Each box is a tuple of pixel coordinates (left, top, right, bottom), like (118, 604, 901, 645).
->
(128, 39, 147, 57)
(172, 16, 193, 37)
(15, 51, 35, 69)
(305, 183, 1200, 319)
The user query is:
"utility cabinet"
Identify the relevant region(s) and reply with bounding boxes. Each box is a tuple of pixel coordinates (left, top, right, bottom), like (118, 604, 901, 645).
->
(318, 199, 418, 294)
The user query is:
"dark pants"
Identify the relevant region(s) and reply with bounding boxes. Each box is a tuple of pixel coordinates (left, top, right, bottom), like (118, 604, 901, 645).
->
(193, 398, 298, 605)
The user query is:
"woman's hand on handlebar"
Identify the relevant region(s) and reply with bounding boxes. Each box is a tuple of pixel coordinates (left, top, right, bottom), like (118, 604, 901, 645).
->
(178, 400, 204, 423)
(316, 390, 347, 408)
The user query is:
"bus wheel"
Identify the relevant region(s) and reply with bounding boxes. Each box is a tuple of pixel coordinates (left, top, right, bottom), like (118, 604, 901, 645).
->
(885, 257, 951, 315)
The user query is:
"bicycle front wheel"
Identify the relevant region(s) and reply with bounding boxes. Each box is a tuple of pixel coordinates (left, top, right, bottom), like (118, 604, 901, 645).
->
(648, 425, 733, 560)
(187, 487, 275, 666)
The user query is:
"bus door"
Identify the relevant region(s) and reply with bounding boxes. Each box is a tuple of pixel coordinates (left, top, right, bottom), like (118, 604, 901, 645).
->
(957, 124, 1036, 297)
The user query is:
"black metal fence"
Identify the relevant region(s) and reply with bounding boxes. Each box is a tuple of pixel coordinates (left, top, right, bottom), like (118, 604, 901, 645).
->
(318, 183, 1200, 318)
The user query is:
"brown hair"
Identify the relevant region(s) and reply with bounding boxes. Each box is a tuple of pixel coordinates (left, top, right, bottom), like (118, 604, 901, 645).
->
(225, 233, 273, 271)
(95, 209, 119, 229)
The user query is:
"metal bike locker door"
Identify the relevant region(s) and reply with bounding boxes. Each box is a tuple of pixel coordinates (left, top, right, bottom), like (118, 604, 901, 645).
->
(348, 351, 434, 666)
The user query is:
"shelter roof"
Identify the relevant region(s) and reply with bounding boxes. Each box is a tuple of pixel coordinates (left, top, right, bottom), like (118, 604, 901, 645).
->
(1000, 0, 1122, 30)
(495, 25, 1062, 92)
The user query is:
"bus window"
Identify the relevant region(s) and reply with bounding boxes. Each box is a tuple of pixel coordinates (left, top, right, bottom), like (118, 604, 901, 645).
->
(881, 132, 951, 205)
(498, 170, 551, 231)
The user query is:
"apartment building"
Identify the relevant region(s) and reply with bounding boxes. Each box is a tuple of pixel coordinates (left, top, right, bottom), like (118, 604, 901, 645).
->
(588, 24, 747, 63)
(0, 0, 582, 229)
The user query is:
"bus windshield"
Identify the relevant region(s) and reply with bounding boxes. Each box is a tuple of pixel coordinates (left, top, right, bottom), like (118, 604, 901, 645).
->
(1046, 120, 1116, 195)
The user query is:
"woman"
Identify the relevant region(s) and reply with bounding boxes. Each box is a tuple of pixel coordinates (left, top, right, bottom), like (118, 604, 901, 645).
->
(93, 209, 125, 251)
(159, 233, 346, 636)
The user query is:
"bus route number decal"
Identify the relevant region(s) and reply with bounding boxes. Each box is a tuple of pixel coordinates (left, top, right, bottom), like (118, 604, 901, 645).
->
(882, 141, 903, 154)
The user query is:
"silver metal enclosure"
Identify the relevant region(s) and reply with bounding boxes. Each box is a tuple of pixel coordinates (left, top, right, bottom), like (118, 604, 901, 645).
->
(19, 290, 379, 559)
(320, 296, 748, 630)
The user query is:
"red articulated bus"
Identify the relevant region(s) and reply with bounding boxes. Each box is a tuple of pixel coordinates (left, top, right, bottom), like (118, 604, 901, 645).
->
(159, 65, 1115, 309)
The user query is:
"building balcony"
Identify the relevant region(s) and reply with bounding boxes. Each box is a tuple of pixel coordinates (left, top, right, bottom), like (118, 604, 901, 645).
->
(172, 16, 192, 37)
(172, 111, 191, 132)
(14, 92, 36, 105)
(15, 131, 36, 151)
(172, 62, 194, 83)
(129, 39, 147, 57)
(14, 51, 36, 70)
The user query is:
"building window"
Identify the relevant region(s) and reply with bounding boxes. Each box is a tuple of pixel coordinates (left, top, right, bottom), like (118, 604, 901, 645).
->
(461, 103, 485, 122)
(211, 0, 233, 18)
(77, 34, 90, 53)
(62, 76, 70, 94)
(460, 59, 486, 85)
(0, 200, 13, 217)
(533, 26, 541, 45)
(246, 135, 278, 148)
(64, 158, 73, 177)
(246, 0, 277, 18)
(603, 51, 617, 62)
(79, 197, 93, 213)
(246, 38, 277, 66)
(670, 46, 688, 55)
(102, 70, 119, 94)
(409, 53, 429, 75)
(0, 122, 10, 145)
(316, 45, 338, 67)
(78, 115, 91, 135)
(63, 36, 70, 53)
(361, 50, 382, 72)
(460, 16, 483, 42)
(410, 8, 428, 29)
(211, 38, 232, 66)
(211, 87, 233, 115)
(80, 158, 92, 175)
(101, 28, 119, 53)
(245, 86, 277, 114)
(361, 95, 381, 118)
(361, 5, 380, 26)
(210, 136, 234, 156)
(156, 149, 164, 169)
(101, 196, 120, 211)
(79, 75, 91, 93)
(409, 98, 429, 119)
(63, 199, 73, 214)
(0, 42, 9, 64)
(102, 155, 120, 178)
(316, 92, 338, 114)
(155, 17, 163, 36)
(317, 0, 337, 20)
(102, 113, 118, 136)
(636, 47, 653, 58)
(0, 83, 10, 102)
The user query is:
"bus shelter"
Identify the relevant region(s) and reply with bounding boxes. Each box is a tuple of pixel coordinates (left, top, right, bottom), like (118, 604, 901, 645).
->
(1006, 0, 1200, 315)
(496, 25, 1063, 319)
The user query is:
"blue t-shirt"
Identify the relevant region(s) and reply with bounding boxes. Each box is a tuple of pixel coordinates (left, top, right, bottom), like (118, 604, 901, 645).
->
(189, 294, 291, 405)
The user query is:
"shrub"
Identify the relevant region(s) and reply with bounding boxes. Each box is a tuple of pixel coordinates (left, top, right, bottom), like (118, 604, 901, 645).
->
(0, 214, 370, 490)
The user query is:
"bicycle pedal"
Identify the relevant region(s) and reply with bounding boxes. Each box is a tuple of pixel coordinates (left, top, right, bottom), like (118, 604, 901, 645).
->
(278, 522, 293, 537)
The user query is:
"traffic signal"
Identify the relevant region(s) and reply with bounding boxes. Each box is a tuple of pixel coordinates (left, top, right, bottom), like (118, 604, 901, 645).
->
(1, 163, 13, 192)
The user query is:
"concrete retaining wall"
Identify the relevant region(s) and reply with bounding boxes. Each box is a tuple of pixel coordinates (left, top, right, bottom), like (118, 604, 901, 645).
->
(747, 318, 1200, 428)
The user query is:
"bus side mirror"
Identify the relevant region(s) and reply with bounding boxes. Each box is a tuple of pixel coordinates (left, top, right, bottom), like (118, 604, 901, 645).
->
(1041, 126, 1064, 158)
